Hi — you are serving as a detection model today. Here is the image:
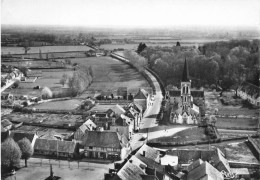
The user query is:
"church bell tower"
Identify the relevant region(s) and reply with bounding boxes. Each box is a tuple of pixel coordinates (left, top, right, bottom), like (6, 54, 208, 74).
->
(181, 58, 191, 112)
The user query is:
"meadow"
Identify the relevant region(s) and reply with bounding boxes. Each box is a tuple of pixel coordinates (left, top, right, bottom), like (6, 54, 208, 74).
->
(70, 56, 150, 97)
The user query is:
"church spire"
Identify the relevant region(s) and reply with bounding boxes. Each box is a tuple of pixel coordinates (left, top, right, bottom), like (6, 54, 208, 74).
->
(182, 58, 190, 82)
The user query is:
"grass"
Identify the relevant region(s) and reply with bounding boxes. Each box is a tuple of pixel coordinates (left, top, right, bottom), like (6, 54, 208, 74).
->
(149, 127, 210, 143)
(70, 56, 149, 98)
(217, 142, 259, 163)
(6, 70, 74, 97)
(4, 112, 83, 127)
(215, 117, 258, 129)
(32, 99, 82, 110)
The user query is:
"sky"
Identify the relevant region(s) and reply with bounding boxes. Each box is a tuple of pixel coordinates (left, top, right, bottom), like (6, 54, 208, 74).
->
(1, 0, 260, 28)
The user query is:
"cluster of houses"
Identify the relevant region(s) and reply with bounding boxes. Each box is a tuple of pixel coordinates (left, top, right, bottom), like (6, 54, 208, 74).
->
(1, 64, 24, 88)
(85, 49, 106, 57)
(103, 143, 249, 180)
(1, 96, 145, 161)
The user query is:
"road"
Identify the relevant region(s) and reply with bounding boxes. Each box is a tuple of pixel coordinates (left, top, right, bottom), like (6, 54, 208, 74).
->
(1, 79, 16, 93)
(139, 69, 163, 129)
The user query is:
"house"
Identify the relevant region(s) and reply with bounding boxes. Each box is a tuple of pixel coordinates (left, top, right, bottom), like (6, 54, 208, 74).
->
(237, 81, 260, 106)
(11, 132, 38, 148)
(80, 98, 95, 110)
(90, 112, 115, 130)
(74, 119, 96, 141)
(83, 131, 129, 160)
(110, 114, 134, 139)
(168, 59, 203, 125)
(133, 88, 151, 111)
(34, 139, 78, 158)
(107, 104, 126, 117)
(187, 160, 223, 180)
(125, 107, 141, 131)
(117, 155, 147, 180)
(211, 148, 231, 174)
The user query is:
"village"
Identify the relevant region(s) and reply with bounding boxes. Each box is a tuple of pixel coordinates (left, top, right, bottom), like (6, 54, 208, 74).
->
(1, 38, 260, 180)
(1, 0, 260, 179)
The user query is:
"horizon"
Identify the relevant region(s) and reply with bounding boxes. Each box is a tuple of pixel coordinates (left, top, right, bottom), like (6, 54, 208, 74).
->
(1, 0, 260, 29)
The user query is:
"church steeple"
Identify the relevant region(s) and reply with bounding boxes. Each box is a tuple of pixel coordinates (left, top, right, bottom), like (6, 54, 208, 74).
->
(182, 58, 190, 82)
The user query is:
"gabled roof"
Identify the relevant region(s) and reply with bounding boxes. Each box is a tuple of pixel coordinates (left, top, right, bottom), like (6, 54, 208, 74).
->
(117, 156, 147, 180)
(84, 119, 97, 130)
(136, 154, 164, 173)
(187, 161, 223, 180)
(11, 132, 37, 143)
(136, 144, 160, 162)
(78, 124, 88, 133)
(134, 89, 149, 99)
(182, 58, 190, 82)
(239, 82, 259, 98)
(212, 148, 231, 174)
(84, 131, 124, 149)
(34, 139, 76, 154)
(133, 102, 143, 112)
(108, 104, 126, 116)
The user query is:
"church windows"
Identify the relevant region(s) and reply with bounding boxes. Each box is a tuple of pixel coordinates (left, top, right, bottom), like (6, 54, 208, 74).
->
(182, 86, 185, 94)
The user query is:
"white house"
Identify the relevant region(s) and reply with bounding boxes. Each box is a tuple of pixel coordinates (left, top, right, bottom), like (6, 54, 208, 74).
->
(237, 82, 260, 106)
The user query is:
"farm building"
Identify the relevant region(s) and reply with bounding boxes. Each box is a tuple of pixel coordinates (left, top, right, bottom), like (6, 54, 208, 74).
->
(237, 81, 260, 106)
(83, 131, 129, 160)
(34, 139, 78, 158)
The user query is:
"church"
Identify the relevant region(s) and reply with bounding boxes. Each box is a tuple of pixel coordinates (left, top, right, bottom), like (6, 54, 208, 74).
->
(167, 59, 204, 125)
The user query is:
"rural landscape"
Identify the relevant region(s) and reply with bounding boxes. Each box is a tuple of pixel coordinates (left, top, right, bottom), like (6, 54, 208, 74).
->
(1, 0, 260, 180)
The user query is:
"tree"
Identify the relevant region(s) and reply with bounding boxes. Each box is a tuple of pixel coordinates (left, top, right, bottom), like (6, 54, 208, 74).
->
(18, 138, 33, 167)
(176, 41, 181, 46)
(137, 42, 147, 54)
(60, 74, 68, 86)
(23, 45, 30, 55)
(18, 66, 29, 77)
(41, 87, 53, 99)
(1, 138, 21, 171)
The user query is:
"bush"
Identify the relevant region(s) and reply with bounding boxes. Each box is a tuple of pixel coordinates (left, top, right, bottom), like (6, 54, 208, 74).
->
(12, 81, 19, 88)
(41, 87, 53, 99)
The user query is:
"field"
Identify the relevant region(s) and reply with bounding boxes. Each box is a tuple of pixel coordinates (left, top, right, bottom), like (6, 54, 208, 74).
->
(6, 69, 74, 97)
(4, 112, 83, 126)
(70, 56, 150, 98)
(1, 45, 92, 55)
(151, 127, 210, 143)
(32, 99, 82, 110)
(215, 117, 258, 129)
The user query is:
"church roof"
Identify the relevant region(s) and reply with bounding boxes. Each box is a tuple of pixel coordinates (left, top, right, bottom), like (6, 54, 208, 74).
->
(182, 58, 190, 82)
